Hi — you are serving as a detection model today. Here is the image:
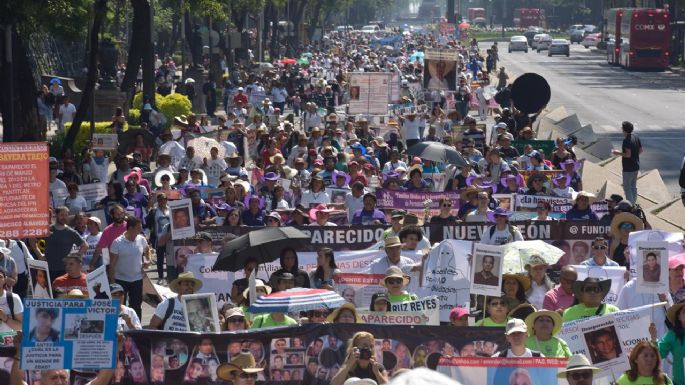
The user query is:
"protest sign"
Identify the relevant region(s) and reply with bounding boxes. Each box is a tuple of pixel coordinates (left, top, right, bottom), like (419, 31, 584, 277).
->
(182, 293, 221, 333)
(21, 299, 118, 370)
(438, 356, 567, 385)
(573, 265, 626, 305)
(423, 172, 447, 192)
(470, 243, 504, 297)
(635, 241, 669, 294)
(334, 272, 384, 309)
(628, 230, 684, 278)
(79, 183, 108, 210)
(423, 48, 458, 91)
(0, 142, 50, 238)
(85, 266, 111, 300)
(375, 189, 462, 220)
(418, 240, 472, 322)
(169, 199, 195, 240)
(28, 259, 52, 299)
(184, 252, 234, 307)
(357, 311, 432, 325)
(348, 73, 392, 115)
(493, 193, 514, 211)
(389, 296, 440, 325)
(325, 187, 349, 205)
(515, 194, 608, 217)
(92, 133, 118, 150)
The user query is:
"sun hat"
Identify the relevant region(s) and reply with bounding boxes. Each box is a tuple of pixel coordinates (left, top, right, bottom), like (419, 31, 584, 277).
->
(526, 172, 549, 189)
(332, 170, 352, 186)
(65, 289, 88, 299)
(502, 273, 531, 292)
(574, 191, 596, 204)
(62, 253, 83, 264)
(391, 209, 407, 219)
(308, 203, 334, 222)
(610, 212, 644, 238)
(269, 153, 285, 164)
(459, 186, 480, 201)
(326, 302, 361, 323)
(241, 279, 272, 299)
(571, 277, 611, 299)
(552, 174, 570, 187)
(216, 352, 265, 380)
(476, 181, 498, 194)
(154, 170, 176, 187)
(524, 255, 549, 269)
(384, 236, 403, 249)
(223, 306, 245, 320)
(508, 303, 537, 320)
(486, 207, 512, 223)
(266, 211, 282, 222)
(505, 318, 527, 335)
(500, 174, 524, 189)
(381, 266, 409, 288)
(344, 378, 378, 385)
(561, 159, 581, 172)
(263, 171, 280, 182)
(557, 354, 601, 378)
(667, 302, 685, 324)
(525, 310, 563, 336)
(169, 271, 203, 293)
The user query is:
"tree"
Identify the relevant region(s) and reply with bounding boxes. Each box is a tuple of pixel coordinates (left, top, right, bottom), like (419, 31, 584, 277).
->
(119, 0, 156, 106)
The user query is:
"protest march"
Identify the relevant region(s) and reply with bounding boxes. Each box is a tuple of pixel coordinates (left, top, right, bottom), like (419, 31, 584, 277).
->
(2, 5, 685, 385)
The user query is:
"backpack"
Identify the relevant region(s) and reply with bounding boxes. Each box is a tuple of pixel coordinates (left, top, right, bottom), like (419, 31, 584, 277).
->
(158, 298, 175, 330)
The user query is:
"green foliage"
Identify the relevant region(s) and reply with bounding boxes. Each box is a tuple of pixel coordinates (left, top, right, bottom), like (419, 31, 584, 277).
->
(132, 92, 164, 110)
(2, 0, 92, 40)
(51, 121, 126, 157)
(128, 108, 141, 125)
(158, 93, 192, 126)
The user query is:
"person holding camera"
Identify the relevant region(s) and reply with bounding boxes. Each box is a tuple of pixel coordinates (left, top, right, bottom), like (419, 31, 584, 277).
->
(331, 331, 388, 385)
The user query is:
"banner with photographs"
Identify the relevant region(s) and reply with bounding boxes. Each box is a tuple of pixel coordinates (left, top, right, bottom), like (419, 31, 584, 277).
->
(21, 299, 119, 370)
(558, 304, 665, 381)
(348, 73, 392, 115)
(120, 323, 506, 384)
(92, 133, 119, 150)
(635, 241, 669, 293)
(169, 198, 196, 240)
(470, 244, 504, 297)
(423, 49, 458, 91)
(437, 356, 567, 385)
(628, 230, 685, 279)
(572, 265, 626, 305)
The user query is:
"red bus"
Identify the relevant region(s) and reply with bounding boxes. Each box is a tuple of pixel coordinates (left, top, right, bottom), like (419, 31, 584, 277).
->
(514, 8, 545, 29)
(619, 8, 670, 70)
(605, 8, 624, 65)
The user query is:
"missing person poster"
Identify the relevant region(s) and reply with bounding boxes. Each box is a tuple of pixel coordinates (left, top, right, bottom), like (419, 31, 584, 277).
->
(628, 230, 684, 279)
(348, 73, 392, 115)
(182, 293, 221, 333)
(28, 259, 53, 299)
(92, 134, 118, 150)
(20, 299, 118, 370)
(470, 243, 504, 297)
(86, 266, 111, 300)
(169, 198, 196, 240)
(635, 241, 669, 293)
(423, 49, 458, 91)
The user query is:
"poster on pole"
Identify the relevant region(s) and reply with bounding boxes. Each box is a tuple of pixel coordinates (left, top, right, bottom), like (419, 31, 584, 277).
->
(28, 259, 53, 299)
(423, 48, 458, 91)
(348, 73, 392, 115)
(628, 230, 684, 278)
(470, 243, 504, 297)
(20, 299, 119, 370)
(169, 198, 196, 240)
(182, 293, 221, 333)
(635, 241, 668, 294)
(92, 134, 118, 150)
(0, 142, 50, 238)
(86, 265, 111, 300)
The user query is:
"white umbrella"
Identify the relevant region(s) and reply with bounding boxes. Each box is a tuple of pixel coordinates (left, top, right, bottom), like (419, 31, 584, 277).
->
(187, 137, 225, 161)
(501, 240, 565, 273)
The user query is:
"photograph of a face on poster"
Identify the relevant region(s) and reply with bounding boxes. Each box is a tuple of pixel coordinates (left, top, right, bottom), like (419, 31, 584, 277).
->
(636, 241, 669, 293)
(169, 198, 195, 240)
(86, 265, 111, 300)
(182, 293, 220, 333)
(584, 326, 623, 365)
(28, 260, 52, 299)
(470, 244, 504, 297)
(423, 59, 457, 91)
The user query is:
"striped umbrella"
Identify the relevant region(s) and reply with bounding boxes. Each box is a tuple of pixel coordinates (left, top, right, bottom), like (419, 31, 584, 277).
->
(248, 288, 346, 314)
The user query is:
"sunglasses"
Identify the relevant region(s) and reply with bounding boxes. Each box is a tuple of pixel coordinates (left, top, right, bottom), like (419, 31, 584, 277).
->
(583, 286, 602, 293)
(489, 301, 507, 307)
(228, 317, 246, 323)
(442, 203, 452, 208)
(238, 373, 258, 379)
(267, 218, 279, 222)
(386, 278, 404, 285)
(592, 245, 607, 250)
(568, 371, 592, 381)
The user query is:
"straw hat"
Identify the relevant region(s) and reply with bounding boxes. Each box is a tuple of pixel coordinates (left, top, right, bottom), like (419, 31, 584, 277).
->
(64, 289, 88, 299)
(667, 302, 685, 324)
(557, 354, 601, 378)
(507, 303, 537, 320)
(384, 236, 403, 249)
(502, 273, 531, 292)
(216, 352, 265, 380)
(169, 271, 203, 293)
(381, 266, 409, 288)
(525, 310, 563, 336)
(241, 279, 272, 299)
(610, 212, 644, 238)
(459, 186, 480, 201)
(326, 302, 361, 323)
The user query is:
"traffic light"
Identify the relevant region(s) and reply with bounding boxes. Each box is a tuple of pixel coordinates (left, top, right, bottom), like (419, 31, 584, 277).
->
(456, 13, 463, 23)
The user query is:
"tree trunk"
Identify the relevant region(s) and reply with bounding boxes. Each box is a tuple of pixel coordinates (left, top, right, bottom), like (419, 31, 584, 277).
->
(307, 0, 323, 41)
(133, 0, 156, 102)
(62, 0, 108, 153)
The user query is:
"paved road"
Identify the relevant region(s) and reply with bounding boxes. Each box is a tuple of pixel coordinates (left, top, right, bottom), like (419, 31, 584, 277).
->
(495, 41, 685, 196)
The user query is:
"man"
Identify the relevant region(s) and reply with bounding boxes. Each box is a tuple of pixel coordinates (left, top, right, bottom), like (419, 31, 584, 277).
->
(109, 217, 149, 318)
(51, 253, 88, 298)
(148, 271, 202, 331)
(344, 182, 366, 223)
(111, 283, 142, 331)
(178, 146, 199, 173)
(542, 265, 577, 311)
(188, 188, 217, 225)
(473, 255, 499, 286)
(563, 277, 619, 322)
(28, 308, 61, 342)
(556, 354, 600, 385)
(493, 318, 542, 357)
(400, 112, 421, 148)
(89, 204, 127, 271)
(351, 193, 387, 225)
(580, 237, 619, 267)
(230, 257, 260, 305)
(589, 328, 620, 363)
(57, 95, 76, 132)
(44, 206, 87, 278)
(366, 236, 423, 275)
(612, 121, 642, 204)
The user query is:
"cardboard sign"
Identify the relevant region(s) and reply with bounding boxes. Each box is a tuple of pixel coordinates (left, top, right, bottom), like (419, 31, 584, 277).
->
(169, 199, 195, 240)
(92, 134, 118, 150)
(389, 296, 440, 325)
(470, 243, 504, 297)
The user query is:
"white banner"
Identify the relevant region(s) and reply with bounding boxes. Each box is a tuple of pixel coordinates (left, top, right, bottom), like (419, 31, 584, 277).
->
(357, 310, 433, 325)
(92, 134, 118, 150)
(348, 73, 392, 115)
(184, 252, 234, 308)
(389, 296, 440, 325)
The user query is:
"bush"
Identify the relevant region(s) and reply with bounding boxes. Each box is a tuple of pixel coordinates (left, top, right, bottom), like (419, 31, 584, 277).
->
(128, 108, 141, 125)
(132, 92, 163, 110)
(158, 93, 192, 126)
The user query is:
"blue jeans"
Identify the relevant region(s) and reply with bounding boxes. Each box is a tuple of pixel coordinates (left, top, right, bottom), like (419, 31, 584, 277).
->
(623, 171, 639, 204)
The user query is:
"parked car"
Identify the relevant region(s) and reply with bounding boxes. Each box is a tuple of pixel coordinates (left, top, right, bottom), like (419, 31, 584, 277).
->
(548, 39, 570, 57)
(524, 27, 544, 47)
(582, 32, 602, 49)
(569, 24, 597, 44)
(508, 35, 529, 53)
(361, 25, 380, 33)
(533, 34, 552, 51)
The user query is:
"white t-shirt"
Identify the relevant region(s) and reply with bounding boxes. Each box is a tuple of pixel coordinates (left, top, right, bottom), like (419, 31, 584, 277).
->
(492, 348, 540, 357)
(220, 141, 238, 157)
(345, 192, 365, 222)
(7, 240, 29, 275)
(49, 178, 67, 197)
(0, 291, 23, 333)
(89, 157, 110, 183)
(117, 304, 142, 331)
(154, 296, 187, 331)
(402, 119, 421, 141)
(159, 141, 186, 168)
(480, 225, 524, 245)
(64, 195, 88, 214)
(83, 232, 102, 270)
(59, 103, 77, 123)
(300, 191, 330, 208)
(204, 158, 227, 187)
(110, 234, 147, 282)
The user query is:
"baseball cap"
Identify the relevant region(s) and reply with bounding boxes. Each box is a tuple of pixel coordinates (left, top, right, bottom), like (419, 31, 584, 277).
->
(449, 307, 469, 320)
(505, 318, 527, 335)
(110, 284, 124, 294)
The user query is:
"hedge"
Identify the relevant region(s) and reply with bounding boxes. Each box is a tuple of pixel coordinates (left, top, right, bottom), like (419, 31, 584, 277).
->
(131, 92, 191, 128)
(51, 121, 139, 158)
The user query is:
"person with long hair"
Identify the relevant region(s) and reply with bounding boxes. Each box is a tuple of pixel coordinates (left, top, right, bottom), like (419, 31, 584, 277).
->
(618, 341, 671, 385)
(96, 183, 129, 224)
(503, 273, 530, 308)
(655, 302, 685, 385)
(269, 248, 310, 288)
(330, 331, 388, 385)
(309, 248, 340, 290)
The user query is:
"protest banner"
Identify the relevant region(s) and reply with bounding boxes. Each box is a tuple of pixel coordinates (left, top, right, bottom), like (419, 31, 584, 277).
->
(423, 48, 458, 91)
(515, 194, 608, 216)
(78, 183, 108, 210)
(494, 193, 514, 211)
(375, 189, 462, 220)
(558, 303, 665, 382)
(628, 230, 684, 278)
(0, 142, 50, 238)
(635, 241, 669, 294)
(86, 266, 111, 300)
(92, 133, 118, 150)
(120, 323, 506, 384)
(418, 240, 472, 322)
(389, 296, 440, 325)
(21, 299, 118, 370)
(357, 311, 432, 325)
(184, 252, 234, 307)
(28, 259, 52, 299)
(573, 265, 626, 305)
(348, 73, 392, 115)
(169, 199, 195, 240)
(325, 187, 349, 205)
(437, 356, 567, 385)
(471, 243, 504, 297)
(182, 293, 221, 333)
(334, 272, 384, 309)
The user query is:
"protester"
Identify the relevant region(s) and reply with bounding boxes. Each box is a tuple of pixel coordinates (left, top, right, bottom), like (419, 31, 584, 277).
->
(327, 302, 361, 324)
(0, 267, 22, 332)
(617, 341, 671, 385)
(331, 331, 388, 385)
(51, 253, 88, 297)
(111, 283, 142, 331)
(449, 307, 469, 326)
(479, 207, 524, 245)
(525, 310, 571, 358)
(149, 271, 202, 331)
(44, 206, 87, 278)
(580, 237, 620, 267)
(502, 273, 530, 308)
(542, 265, 577, 311)
(563, 277, 620, 322)
(223, 306, 249, 331)
(109, 216, 149, 318)
(493, 318, 543, 357)
(476, 295, 511, 327)
(557, 354, 601, 385)
(382, 266, 417, 303)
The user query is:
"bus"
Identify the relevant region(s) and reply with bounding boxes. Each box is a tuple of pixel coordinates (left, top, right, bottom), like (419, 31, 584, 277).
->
(514, 9, 545, 29)
(605, 8, 624, 65)
(619, 8, 670, 70)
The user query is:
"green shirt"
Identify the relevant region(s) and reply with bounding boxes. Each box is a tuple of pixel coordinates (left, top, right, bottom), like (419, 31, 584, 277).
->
(617, 374, 672, 385)
(658, 330, 685, 385)
(388, 292, 418, 304)
(250, 313, 297, 329)
(476, 317, 510, 327)
(562, 303, 620, 322)
(525, 336, 572, 358)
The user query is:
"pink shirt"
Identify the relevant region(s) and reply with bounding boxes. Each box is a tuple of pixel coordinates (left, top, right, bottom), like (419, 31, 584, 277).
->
(542, 285, 575, 311)
(97, 222, 127, 249)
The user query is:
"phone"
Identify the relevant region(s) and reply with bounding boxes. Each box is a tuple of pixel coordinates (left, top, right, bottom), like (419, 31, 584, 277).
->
(358, 347, 372, 360)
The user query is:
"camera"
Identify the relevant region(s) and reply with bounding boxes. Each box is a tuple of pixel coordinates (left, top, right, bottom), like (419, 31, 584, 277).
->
(358, 347, 372, 360)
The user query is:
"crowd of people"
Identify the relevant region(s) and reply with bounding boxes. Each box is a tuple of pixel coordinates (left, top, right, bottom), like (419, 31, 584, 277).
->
(2, 24, 679, 385)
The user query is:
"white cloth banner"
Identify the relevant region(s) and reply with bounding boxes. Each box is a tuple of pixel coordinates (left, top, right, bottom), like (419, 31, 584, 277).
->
(185, 252, 234, 308)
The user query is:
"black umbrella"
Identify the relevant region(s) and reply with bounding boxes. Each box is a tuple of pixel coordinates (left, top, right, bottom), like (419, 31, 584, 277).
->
(213, 227, 310, 272)
(406, 142, 467, 166)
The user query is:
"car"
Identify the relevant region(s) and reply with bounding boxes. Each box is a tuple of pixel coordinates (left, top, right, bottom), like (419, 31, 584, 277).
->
(533, 33, 552, 51)
(568, 24, 597, 44)
(361, 25, 380, 33)
(336, 25, 354, 34)
(508, 35, 529, 53)
(548, 39, 570, 57)
(582, 32, 601, 49)
(524, 27, 544, 47)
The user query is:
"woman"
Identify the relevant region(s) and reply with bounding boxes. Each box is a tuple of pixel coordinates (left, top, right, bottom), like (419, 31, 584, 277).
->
(330, 331, 388, 385)
(300, 175, 330, 208)
(309, 248, 340, 290)
(96, 182, 129, 224)
(500, 174, 525, 194)
(532, 201, 553, 221)
(153, 170, 176, 193)
(669, 257, 685, 304)
(0, 268, 23, 331)
(128, 134, 152, 163)
(286, 207, 310, 226)
(562, 159, 583, 191)
(503, 273, 530, 309)
(524, 173, 550, 196)
(619, 341, 672, 385)
(269, 248, 310, 289)
(242, 195, 265, 226)
(566, 191, 599, 221)
(224, 184, 243, 209)
(551, 137, 573, 170)
(269, 185, 290, 210)
(403, 166, 430, 192)
(657, 302, 685, 385)
(609, 212, 644, 267)
(449, 307, 469, 326)
(369, 293, 390, 312)
(476, 295, 511, 327)
(551, 175, 576, 198)
(326, 302, 360, 324)
(382, 266, 417, 304)
(64, 183, 87, 214)
(223, 307, 249, 331)
(525, 310, 571, 358)
(429, 197, 458, 225)
(226, 207, 244, 226)
(124, 179, 148, 223)
(525, 256, 554, 310)
(446, 163, 475, 191)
